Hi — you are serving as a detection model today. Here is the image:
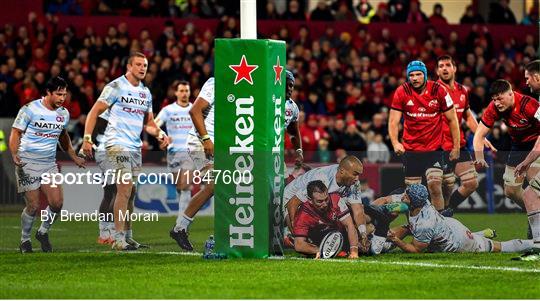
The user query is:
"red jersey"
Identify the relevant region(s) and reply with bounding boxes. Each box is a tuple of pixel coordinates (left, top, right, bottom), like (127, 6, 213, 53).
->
(438, 80, 469, 151)
(481, 92, 539, 144)
(391, 80, 454, 151)
(293, 193, 349, 238)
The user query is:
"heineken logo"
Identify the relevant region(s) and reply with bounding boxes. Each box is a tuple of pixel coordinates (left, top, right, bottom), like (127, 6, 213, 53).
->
(273, 56, 283, 85)
(229, 55, 259, 85)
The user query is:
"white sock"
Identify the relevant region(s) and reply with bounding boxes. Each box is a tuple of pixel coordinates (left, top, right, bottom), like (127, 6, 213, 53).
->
(175, 190, 191, 225)
(174, 213, 193, 232)
(38, 206, 55, 234)
(114, 231, 125, 242)
(99, 220, 108, 238)
(501, 239, 534, 253)
(125, 229, 133, 240)
(21, 209, 35, 242)
(527, 210, 540, 245)
(107, 222, 116, 238)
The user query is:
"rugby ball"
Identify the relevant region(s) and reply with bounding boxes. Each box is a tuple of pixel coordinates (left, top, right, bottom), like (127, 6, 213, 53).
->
(319, 231, 344, 259)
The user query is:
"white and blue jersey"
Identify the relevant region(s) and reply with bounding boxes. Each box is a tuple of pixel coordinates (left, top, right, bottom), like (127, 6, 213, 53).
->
(284, 98, 299, 129)
(188, 77, 214, 141)
(12, 98, 70, 164)
(98, 76, 152, 150)
(156, 102, 193, 152)
(409, 204, 478, 252)
(283, 165, 362, 208)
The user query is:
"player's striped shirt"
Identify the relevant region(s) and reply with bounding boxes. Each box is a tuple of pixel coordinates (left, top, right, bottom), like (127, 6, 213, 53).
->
(12, 98, 70, 164)
(98, 76, 153, 150)
(408, 204, 471, 252)
(285, 99, 299, 129)
(188, 77, 214, 141)
(156, 102, 193, 152)
(284, 165, 362, 202)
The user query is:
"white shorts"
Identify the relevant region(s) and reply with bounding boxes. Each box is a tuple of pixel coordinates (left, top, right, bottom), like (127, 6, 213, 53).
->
(15, 162, 58, 193)
(167, 150, 194, 172)
(101, 146, 142, 181)
(186, 135, 213, 171)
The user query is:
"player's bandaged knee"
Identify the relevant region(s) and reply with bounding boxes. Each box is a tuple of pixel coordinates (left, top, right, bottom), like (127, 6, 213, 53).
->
(457, 168, 478, 185)
(426, 168, 443, 184)
(503, 166, 523, 186)
(404, 177, 422, 185)
(530, 172, 540, 196)
(443, 173, 456, 188)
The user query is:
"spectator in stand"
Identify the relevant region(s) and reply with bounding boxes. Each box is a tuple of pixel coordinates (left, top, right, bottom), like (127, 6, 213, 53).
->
(261, 1, 281, 20)
(460, 5, 485, 24)
(342, 121, 367, 159)
(521, 4, 539, 25)
(353, 0, 375, 24)
(406, 0, 428, 23)
(388, 0, 409, 22)
(131, 0, 158, 17)
(283, 0, 305, 20)
(489, 0, 516, 24)
(429, 3, 447, 25)
(367, 133, 391, 163)
(370, 2, 390, 23)
(310, 0, 334, 21)
(333, 1, 355, 21)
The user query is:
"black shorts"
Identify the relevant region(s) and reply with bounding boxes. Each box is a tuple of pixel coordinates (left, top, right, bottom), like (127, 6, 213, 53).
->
(442, 148, 473, 174)
(507, 141, 536, 167)
(402, 151, 444, 178)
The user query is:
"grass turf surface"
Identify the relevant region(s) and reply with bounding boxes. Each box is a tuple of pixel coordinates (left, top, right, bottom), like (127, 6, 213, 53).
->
(0, 212, 539, 299)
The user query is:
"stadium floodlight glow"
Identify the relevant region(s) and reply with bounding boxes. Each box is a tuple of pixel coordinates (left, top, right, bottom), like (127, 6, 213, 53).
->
(240, 0, 257, 39)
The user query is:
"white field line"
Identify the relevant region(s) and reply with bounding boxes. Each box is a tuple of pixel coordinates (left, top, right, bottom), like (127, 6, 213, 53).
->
(2, 249, 538, 273)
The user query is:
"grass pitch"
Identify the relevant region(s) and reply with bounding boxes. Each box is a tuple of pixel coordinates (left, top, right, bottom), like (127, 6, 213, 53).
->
(0, 211, 539, 299)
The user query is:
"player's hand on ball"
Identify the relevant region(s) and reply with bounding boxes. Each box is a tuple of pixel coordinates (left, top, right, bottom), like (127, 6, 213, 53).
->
(203, 139, 214, 157)
(387, 230, 398, 242)
(359, 233, 370, 254)
(449, 148, 460, 161)
(393, 143, 405, 156)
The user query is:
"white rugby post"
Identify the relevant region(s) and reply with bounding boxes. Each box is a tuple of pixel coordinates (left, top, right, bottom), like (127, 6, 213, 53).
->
(240, 0, 257, 39)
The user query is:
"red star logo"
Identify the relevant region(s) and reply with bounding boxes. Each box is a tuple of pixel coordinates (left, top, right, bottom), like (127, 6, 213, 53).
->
(273, 56, 283, 85)
(229, 55, 259, 85)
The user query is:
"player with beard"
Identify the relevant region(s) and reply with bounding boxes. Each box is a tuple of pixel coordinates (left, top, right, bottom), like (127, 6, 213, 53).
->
(388, 60, 461, 212)
(435, 55, 496, 216)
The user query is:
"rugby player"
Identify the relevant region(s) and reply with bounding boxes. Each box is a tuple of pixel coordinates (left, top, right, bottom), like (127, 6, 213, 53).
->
(513, 60, 540, 260)
(388, 60, 461, 211)
(82, 52, 169, 251)
(293, 180, 359, 259)
(155, 80, 194, 231)
(10, 76, 85, 253)
(387, 184, 534, 254)
(283, 156, 369, 252)
(435, 55, 496, 216)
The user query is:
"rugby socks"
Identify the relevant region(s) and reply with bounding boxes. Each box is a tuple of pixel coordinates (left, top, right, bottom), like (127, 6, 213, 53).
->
(107, 222, 116, 237)
(527, 210, 540, 247)
(20, 209, 35, 242)
(125, 229, 133, 240)
(448, 190, 467, 210)
(174, 213, 193, 232)
(501, 239, 534, 253)
(99, 221, 108, 238)
(176, 189, 191, 218)
(114, 231, 125, 243)
(37, 206, 55, 234)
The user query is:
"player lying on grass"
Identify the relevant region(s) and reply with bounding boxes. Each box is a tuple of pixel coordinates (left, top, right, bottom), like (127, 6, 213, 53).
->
(387, 184, 534, 254)
(292, 180, 359, 259)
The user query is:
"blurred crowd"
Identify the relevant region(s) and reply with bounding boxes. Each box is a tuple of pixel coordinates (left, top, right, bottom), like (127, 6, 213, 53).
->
(0, 1, 538, 164)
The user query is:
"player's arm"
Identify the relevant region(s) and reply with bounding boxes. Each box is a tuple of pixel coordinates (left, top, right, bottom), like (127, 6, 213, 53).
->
(293, 236, 319, 256)
(472, 122, 491, 168)
(190, 96, 213, 156)
(8, 128, 23, 166)
(388, 109, 405, 155)
(340, 215, 359, 258)
(59, 129, 85, 168)
(387, 229, 427, 253)
(82, 101, 109, 158)
(144, 112, 169, 150)
(443, 107, 460, 160)
(464, 109, 496, 151)
(287, 195, 302, 228)
(287, 120, 303, 165)
(515, 136, 540, 177)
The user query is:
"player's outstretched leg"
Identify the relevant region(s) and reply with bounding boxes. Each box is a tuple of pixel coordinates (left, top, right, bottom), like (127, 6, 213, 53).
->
(97, 184, 116, 245)
(35, 184, 64, 252)
(125, 185, 148, 249)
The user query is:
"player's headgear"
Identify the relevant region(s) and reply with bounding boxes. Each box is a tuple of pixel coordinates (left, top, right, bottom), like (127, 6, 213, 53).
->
(286, 70, 295, 84)
(405, 184, 428, 209)
(406, 60, 427, 84)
